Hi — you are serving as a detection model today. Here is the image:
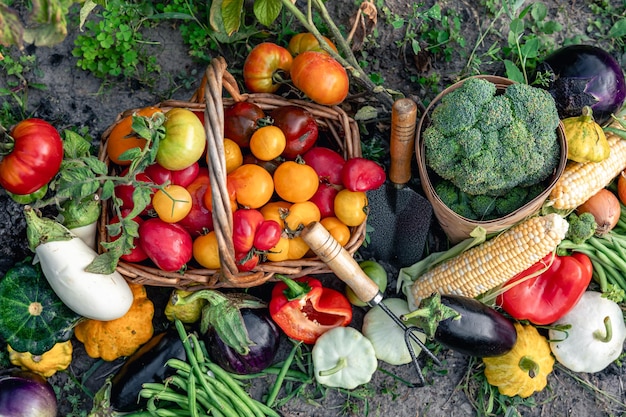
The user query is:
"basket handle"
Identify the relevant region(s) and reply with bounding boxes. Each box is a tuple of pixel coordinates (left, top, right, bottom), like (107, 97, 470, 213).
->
(202, 57, 266, 285)
(190, 59, 246, 104)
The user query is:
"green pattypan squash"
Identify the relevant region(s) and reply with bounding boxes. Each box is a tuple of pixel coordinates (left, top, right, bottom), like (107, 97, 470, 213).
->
(562, 106, 610, 163)
(0, 258, 81, 355)
(312, 326, 378, 389)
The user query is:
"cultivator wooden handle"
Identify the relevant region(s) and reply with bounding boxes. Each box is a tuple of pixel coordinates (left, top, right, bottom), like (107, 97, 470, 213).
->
(389, 98, 418, 187)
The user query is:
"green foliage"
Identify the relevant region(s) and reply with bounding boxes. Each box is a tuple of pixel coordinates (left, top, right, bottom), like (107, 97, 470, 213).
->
(72, 0, 161, 82)
(0, 47, 45, 126)
(587, 0, 626, 58)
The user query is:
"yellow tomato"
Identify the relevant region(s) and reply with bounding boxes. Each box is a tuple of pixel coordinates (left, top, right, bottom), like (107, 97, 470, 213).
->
(266, 236, 290, 262)
(249, 126, 286, 161)
(152, 184, 193, 223)
(334, 189, 368, 226)
(224, 138, 243, 173)
(320, 216, 351, 246)
(228, 164, 274, 209)
(284, 201, 321, 231)
(193, 232, 221, 269)
(273, 161, 319, 203)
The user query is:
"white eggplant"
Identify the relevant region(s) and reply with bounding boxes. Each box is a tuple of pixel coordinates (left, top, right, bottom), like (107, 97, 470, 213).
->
(24, 206, 133, 321)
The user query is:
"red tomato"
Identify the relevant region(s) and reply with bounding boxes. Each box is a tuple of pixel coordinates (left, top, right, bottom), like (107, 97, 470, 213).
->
(0, 118, 63, 195)
(178, 170, 214, 237)
(171, 162, 200, 187)
(235, 250, 260, 272)
(109, 211, 148, 263)
(270, 106, 319, 160)
(233, 208, 265, 253)
(253, 220, 282, 251)
(309, 183, 340, 218)
(302, 147, 346, 185)
(290, 51, 349, 106)
(224, 102, 266, 148)
(243, 43, 293, 94)
(139, 218, 193, 272)
(287, 33, 338, 56)
(144, 163, 171, 186)
(114, 171, 155, 214)
(341, 157, 386, 192)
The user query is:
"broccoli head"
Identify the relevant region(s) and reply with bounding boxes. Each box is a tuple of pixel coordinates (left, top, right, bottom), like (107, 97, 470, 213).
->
(566, 212, 597, 244)
(494, 187, 529, 216)
(423, 78, 562, 197)
(434, 180, 459, 208)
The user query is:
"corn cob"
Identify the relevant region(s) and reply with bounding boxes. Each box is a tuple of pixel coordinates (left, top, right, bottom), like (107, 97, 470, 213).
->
(547, 131, 626, 210)
(411, 213, 569, 303)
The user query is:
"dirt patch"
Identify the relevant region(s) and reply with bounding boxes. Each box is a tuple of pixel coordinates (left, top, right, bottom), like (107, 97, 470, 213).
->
(0, 1, 624, 416)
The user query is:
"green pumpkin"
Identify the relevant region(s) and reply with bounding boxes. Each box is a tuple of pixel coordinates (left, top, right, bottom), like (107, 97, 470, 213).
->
(562, 106, 610, 163)
(0, 258, 81, 355)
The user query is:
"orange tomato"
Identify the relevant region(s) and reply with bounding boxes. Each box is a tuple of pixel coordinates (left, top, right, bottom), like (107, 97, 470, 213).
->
(287, 33, 339, 56)
(193, 231, 221, 269)
(320, 216, 351, 247)
(224, 138, 244, 173)
(152, 184, 193, 223)
(260, 200, 291, 226)
(273, 161, 319, 203)
(107, 106, 161, 165)
(249, 126, 286, 161)
(284, 201, 321, 231)
(228, 164, 274, 209)
(334, 189, 368, 226)
(203, 177, 237, 213)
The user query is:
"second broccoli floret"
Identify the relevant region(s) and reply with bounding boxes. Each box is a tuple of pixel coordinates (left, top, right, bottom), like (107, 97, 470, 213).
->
(566, 212, 597, 244)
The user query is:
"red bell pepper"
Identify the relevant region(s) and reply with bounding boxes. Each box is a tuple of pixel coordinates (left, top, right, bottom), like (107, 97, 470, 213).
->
(269, 275, 352, 344)
(497, 252, 593, 325)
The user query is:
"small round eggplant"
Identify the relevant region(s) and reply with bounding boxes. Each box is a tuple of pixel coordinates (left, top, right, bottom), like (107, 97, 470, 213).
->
(0, 369, 58, 417)
(435, 295, 517, 357)
(206, 308, 280, 374)
(110, 327, 186, 412)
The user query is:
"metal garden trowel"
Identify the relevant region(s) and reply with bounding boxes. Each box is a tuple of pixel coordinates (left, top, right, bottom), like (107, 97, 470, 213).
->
(365, 98, 433, 267)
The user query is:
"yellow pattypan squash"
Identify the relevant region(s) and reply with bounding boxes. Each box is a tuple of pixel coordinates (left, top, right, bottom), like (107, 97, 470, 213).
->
(562, 106, 610, 163)
(482, 322, 554, 398)
(164, 289, 207, 324)
(74, 283, 154, 361)
(7, 340, 73, 377)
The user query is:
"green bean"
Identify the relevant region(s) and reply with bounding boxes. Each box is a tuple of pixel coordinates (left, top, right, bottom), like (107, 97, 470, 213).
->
(265, 341, 300, 409)
(588, 237, 626, 271)
(227, 367, 310, 383)
(187, 372, 200, 417)
(592, 259, 609, 292)
(206, 362, 270, 417)
(205, 375, 258, 417)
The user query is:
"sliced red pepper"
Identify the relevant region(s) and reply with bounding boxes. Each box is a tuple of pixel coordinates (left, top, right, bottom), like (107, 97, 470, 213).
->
(497, 252, 593, 325)
(269, 275, 352, 344)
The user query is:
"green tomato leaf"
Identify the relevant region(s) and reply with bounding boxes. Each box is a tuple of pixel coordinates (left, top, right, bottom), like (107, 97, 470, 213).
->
(220, 0, 243, 36)
(79, 0, 99, 31)
(83, 157, 108, 176)
(23, 0, 72, 47)
(100, 180, 114, 201)
(63, 130, 92, 158)
(0, 4, 25, 49)
(253, 0, 282, 28)
(85, 250, 120, 275)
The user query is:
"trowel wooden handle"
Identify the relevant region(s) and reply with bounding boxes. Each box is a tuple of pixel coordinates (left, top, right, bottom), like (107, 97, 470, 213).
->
(301, 222, 381, 304)
(389, 98, 418, 186)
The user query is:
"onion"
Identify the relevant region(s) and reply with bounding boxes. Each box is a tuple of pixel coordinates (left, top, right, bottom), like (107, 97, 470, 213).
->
(576, 188, 621, 235)
(617, 171, 626, 206)
(536, 44, 626, 126)
(0, 369, 58, 417)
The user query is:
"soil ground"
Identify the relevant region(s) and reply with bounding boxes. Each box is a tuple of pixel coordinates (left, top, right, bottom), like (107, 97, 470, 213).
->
(1, 1, 625, 416)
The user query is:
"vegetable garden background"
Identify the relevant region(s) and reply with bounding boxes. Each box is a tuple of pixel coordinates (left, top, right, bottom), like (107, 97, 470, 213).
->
(1, 0, 626, 416)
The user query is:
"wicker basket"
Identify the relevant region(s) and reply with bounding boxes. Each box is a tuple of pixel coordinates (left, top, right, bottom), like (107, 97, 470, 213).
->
(97, 57, 366, 290)
(415, 75, 568, 244)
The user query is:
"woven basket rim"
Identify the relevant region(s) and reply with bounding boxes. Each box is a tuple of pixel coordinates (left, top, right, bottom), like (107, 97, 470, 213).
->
(415, 75, 569, 243)
(97, 57, 366, 290)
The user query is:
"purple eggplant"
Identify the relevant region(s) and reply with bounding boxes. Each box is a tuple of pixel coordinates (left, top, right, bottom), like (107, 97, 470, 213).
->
(205, 308, 280, 375)
(0, 369, 58, 417)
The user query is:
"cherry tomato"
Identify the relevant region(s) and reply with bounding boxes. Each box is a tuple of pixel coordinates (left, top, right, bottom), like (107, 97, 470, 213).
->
(288, 33, 338, 56)
(107, 107, 161, 166)
(139, 218, 193, 272)
(283, 201, 321, 232)
(224, 102, 266, 148)
(0, 118, 63, 195)
(193, 231, 221, 269)
(178, 169, 214, 236)
(334, 189, 368, 226)
(243, 42, 293, 93)
(290, 51, 349, 106)
(144, 163, 171, 186)
(341, 157, 386, 192)
(270, 106, 319, 160)
(273, 161, 319, 203)
(253, 220, 282, 251)
(309, 183, 340, 218)
(152, 184, 193, 223)
(302, 147, 346, 185)
(157, 108, 206, 171)
(228, 164, 274, 209)
(171, 162, 200, 187)
(235, 250, 260, 272)
(224, 138, 243, 174)
(233, 208, 266, 253)
(320, 216, 351, 247)
(109, 211, 148, 263)
(250, 126, 286, 161)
